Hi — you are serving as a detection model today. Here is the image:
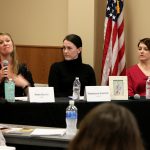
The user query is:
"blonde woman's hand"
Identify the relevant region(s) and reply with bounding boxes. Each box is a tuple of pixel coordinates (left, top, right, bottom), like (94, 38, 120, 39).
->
(14, 74, 29, 88)
(0, 66, 8, 83)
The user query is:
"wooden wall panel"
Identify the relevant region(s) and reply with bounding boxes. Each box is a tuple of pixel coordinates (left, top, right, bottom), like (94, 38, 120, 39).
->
(16, 45, 64, 84)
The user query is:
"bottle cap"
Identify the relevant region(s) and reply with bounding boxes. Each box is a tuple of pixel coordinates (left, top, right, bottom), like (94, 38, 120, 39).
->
(69, 100, 74, 105)
(75, 77, 79, 80)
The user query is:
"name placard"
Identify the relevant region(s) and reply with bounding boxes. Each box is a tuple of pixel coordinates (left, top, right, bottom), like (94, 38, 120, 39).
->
(84, 86, 111, 102)
(28, 87, 55, 103)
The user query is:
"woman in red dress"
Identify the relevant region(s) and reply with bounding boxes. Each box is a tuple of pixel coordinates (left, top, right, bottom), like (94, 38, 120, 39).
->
(127, 38, 150, 97)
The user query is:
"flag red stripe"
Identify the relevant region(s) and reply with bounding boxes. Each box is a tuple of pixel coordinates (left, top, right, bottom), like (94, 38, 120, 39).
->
(101, 19, 112, 73)
(112, 42, 125, 75)
(118, 20, 124, 38)
(112, 24, 118, 51)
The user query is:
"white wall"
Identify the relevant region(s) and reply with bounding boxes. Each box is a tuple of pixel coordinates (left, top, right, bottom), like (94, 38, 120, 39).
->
(68, 0, 94, 66)
(0, 0, 68, 45)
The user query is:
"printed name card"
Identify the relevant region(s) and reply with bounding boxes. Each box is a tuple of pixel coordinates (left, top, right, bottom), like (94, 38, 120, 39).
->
(84, 86, 111, 102)
(28, 87, 55, 103)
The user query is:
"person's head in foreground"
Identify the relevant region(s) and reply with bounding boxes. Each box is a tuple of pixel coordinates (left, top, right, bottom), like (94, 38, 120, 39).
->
(69, 103, 145, 150)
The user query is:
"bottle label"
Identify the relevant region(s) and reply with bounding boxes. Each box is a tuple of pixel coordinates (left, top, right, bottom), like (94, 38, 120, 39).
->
(4, 80, 15, 102)
(146, 78, 150, 98)
(73, 87, 80, 99)
(72, 78, 81, 100)
(66, 111, 77, 119)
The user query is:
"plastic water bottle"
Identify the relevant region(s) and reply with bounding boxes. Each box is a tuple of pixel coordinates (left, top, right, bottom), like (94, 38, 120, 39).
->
(72, 77, 81, 100)
(66, 100, 78, 135)
(4, 78, 15, 102)
(146, 76, 150, 99)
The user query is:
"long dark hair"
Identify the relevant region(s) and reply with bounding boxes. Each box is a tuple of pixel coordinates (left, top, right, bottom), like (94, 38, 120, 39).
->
(63, 34, 82, 62)
(69, 103, 145, 150)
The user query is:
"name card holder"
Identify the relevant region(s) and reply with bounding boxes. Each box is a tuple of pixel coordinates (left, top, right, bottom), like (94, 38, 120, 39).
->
(28, 87, 55, 103)
(84, 86, 111, 102)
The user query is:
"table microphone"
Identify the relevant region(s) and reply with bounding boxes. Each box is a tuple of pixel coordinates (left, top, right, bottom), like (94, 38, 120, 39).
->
(134, 94, 140, 99)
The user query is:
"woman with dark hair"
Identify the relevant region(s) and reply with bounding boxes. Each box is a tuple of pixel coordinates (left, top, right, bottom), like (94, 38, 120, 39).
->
(48, 34, 96, 97)
(127, 38, 150, 97)
(69, 103, 145, 150)
(0, 32, 34, 97)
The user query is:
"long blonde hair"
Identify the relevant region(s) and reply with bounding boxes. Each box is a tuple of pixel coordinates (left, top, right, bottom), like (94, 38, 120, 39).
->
(0, 32, 19, 74)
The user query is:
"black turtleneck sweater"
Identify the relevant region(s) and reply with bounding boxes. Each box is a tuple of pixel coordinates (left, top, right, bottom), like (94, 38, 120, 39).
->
(48, 58, 96, 97)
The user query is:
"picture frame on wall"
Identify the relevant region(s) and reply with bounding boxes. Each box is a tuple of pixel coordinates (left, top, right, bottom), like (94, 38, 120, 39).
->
(109, 76, 128, 100)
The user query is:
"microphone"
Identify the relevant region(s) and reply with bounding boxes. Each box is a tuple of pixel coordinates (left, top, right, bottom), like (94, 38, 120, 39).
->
(2, 60, 8, 70)
(134, 94, 140, 99)
(2, 60, 8, 81)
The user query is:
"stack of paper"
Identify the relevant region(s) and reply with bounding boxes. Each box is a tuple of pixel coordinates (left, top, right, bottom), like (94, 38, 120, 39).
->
(30, 128, 66, 136)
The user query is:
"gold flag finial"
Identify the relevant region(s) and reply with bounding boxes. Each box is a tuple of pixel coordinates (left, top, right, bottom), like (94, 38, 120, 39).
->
(116, 0, 120, 14)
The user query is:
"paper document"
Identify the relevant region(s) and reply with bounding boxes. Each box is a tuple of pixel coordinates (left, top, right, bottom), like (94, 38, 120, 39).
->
(15, 97, 28, 101)
(0, 124, 9, 130)
(68, 96, 84, 100)
(30, 128, 66, 136)
(3, 127, 33, 134)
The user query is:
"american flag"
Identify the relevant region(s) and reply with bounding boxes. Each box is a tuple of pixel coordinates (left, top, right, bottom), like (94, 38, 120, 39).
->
(101, 0, 126, 85)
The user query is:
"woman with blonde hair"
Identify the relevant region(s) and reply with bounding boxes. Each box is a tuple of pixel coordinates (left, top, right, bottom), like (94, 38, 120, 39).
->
(0, 32, 34, 97)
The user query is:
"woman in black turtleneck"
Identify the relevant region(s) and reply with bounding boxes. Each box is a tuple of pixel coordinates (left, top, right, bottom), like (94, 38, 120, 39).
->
(48, 34, 96, 97)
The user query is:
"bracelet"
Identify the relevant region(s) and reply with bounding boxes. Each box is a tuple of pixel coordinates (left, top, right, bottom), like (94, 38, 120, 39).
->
(23, 85, 29, 90)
